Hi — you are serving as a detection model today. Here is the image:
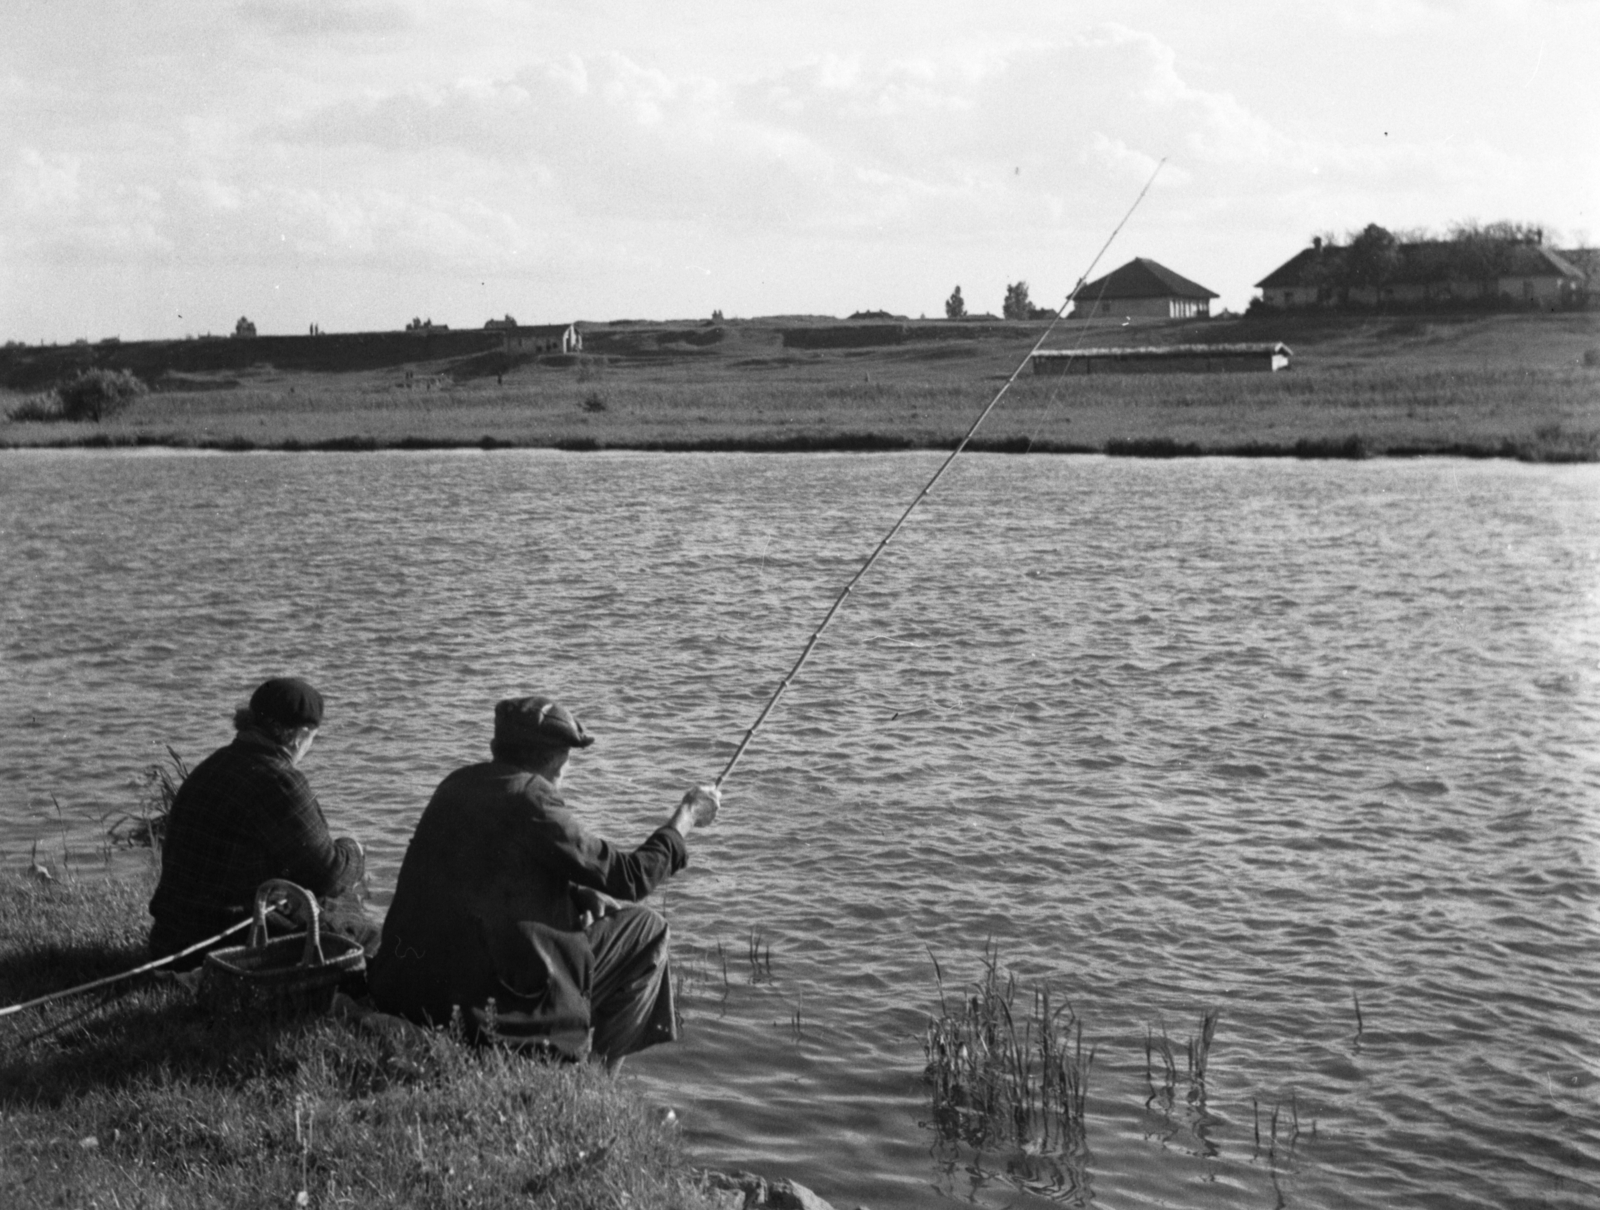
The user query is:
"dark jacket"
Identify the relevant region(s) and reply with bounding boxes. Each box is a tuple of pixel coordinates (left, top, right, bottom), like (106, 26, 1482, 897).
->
(368, 761, 687, 1036)
(148, 731, 364, 957)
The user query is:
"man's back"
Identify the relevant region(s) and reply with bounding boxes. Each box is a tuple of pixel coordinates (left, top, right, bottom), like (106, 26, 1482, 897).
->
(369, 760, 685, 1030)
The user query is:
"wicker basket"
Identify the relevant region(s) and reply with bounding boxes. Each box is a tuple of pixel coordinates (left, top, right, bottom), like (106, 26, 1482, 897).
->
(200, 879, 366, 1016)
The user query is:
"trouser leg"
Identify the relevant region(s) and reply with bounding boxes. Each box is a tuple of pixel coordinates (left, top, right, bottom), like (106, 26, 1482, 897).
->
(586, 905, 678, 1062)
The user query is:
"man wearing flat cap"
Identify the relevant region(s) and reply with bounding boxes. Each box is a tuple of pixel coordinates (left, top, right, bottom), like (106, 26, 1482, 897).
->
(148, 677, 376, 964)
(369, 695, 719, 1069)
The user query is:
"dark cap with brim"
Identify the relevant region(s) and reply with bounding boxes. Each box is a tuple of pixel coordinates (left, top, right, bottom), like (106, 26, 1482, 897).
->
(495, 695, 594, 750)
(250, 677, 324, 729)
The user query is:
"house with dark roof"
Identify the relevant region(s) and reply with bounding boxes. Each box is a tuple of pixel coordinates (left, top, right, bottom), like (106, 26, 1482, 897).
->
(1254, 240, 1340, 310)
(1256, 237, 1588, 311)
(1070, 258, 1218, 321)
(1494, 244, 1588, 309)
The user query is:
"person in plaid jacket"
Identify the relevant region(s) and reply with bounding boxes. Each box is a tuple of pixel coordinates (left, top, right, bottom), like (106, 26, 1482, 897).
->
(147, 677, 375, 965)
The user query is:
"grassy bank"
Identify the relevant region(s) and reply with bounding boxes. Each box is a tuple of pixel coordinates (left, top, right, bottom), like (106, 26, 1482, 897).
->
(0, 870, 718, 1209)
(3, 312, 1598, 460)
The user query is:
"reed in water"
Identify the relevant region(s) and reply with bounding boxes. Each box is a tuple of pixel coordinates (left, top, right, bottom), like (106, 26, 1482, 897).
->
(922, 942, 1093, 1156)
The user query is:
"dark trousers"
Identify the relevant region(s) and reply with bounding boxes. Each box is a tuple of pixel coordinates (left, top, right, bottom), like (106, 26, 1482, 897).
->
(587, 905, 678, 1061)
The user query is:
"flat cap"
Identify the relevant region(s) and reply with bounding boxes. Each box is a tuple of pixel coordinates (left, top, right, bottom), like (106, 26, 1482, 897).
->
(250, 677, 324, 728)
(494, 695, 595, 750)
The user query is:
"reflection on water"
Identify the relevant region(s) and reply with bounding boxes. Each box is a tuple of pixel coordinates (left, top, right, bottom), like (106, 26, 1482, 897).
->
(929, 1136, 1096, 1208)
(3, 449, 1599, 1210)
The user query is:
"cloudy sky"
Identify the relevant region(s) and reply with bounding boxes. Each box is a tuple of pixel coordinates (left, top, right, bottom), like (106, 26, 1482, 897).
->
(4, 0, 1595, 343)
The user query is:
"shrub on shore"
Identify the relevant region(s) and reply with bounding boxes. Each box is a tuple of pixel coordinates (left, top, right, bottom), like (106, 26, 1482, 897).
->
(4, 369, 148, 423)
(4, 392, 64, 422)
(57, 368, 148, 422)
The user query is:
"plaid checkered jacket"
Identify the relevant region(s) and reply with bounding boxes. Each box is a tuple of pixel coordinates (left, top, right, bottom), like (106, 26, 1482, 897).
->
(147, 731, 364, 954)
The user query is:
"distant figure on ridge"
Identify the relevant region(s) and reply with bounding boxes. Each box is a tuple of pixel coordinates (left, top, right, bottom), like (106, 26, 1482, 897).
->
(148, 677, 377, 965)
(369, 695, 719, 1071)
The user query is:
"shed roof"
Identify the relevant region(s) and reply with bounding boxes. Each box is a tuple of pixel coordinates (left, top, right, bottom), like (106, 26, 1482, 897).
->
(1034, 342, 1290, 359)
(1076, 257, 1218, 302)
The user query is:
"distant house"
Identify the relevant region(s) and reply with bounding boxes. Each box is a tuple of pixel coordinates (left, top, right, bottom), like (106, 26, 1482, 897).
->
(1495, 244, 1588, 309)
(1255, 240, 1339, 310)
(501, 323, 583, 356)
(233, 316, 257, 338)
(1256, 237, 1588, 311)
(1070, 258, 1218, 320)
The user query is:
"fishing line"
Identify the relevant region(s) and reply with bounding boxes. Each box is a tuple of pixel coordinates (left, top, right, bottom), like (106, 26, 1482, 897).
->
(714, 158, 1166, 789)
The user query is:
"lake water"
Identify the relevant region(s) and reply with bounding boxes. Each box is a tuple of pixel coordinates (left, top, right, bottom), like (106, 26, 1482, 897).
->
(2, 448, 1597, 1209)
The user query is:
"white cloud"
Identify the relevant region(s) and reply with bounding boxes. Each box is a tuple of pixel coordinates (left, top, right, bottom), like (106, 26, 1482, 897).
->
(184, 177, 244, 212)
(13, 148, 82, 212)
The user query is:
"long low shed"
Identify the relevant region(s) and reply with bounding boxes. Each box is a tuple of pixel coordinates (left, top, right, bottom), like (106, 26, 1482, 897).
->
(1031, 342, 1292, 375)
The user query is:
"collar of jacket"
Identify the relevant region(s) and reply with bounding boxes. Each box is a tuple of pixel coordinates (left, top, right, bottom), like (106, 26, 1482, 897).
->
(233, 728, 294, 759)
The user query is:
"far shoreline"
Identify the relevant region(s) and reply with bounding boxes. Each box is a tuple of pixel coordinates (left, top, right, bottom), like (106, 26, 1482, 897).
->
(5, 311, 1598, 462)
(2, 430, 1597, 463)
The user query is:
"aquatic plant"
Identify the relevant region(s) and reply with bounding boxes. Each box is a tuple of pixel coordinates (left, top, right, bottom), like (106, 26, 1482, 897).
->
(670, 940, 731, 1029)
(747, 929, 773, 984)
(104, 746, 188, 850)
(1144, 1022, 1178, 1110)
(1186, 1007, 1220, 1104)
(1253, 1091, 1312, 1161)
(922, 943, 1093, 1156)
(1143, 1008, 1220, 1126)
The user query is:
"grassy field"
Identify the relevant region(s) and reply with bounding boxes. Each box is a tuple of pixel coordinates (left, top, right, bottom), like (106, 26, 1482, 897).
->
(3, 311, 1598, 460)
(0, 869, 721, 1209)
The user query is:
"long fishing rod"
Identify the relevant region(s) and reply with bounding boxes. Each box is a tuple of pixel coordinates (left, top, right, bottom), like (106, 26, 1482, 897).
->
(0, 916, 251, 1021)
(713, 158, 1166, 789)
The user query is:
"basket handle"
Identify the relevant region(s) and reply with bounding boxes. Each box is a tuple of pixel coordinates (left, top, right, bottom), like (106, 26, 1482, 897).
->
(250, 879, 326, 968)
